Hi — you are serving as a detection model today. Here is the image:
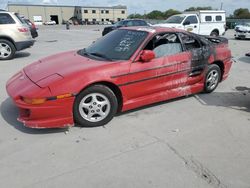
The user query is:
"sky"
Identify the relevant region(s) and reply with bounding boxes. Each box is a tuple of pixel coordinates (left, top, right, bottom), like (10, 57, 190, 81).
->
(0, 0, 250, 15)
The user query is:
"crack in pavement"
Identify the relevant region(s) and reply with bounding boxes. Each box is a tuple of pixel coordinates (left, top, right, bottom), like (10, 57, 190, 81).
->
(140, 131, 227, 188)
(23, 140, 160, 188)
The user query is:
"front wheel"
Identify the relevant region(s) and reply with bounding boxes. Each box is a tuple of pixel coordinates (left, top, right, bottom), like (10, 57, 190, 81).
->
(204, 64, 221, 93)
(73, 85, 118, 127)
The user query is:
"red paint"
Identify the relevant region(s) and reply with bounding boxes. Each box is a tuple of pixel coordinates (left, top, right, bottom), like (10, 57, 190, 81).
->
(6, 27, 233, 128)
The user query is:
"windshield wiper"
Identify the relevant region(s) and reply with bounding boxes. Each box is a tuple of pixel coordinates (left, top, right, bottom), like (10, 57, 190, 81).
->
(80, 48, 90, 57)
(89, 52, 113, 61)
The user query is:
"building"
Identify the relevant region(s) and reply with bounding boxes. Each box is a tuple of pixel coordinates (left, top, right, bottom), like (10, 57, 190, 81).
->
(7, 3, 127, 24)
(75, 5, 127, 23)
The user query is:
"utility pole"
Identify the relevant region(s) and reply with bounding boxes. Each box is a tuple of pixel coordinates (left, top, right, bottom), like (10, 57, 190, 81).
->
(220, 2, 223, 10)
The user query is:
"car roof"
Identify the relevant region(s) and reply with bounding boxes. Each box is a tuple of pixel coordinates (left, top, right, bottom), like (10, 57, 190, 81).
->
(119, 26, 187, 34)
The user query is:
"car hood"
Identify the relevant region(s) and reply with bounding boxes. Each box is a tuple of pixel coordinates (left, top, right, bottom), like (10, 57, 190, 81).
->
(24, 50, 110, 85)
(104, 26, 115, 30)
(235, 25, 250, 32)
(154, 23, 183, 29)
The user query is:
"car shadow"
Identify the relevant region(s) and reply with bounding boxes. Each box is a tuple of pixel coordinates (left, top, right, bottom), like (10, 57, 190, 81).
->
(0, 98, 68, 134)
(196, 87, 250, 113)
(238, 56, 250, 64)
(14, 52, 31, 59)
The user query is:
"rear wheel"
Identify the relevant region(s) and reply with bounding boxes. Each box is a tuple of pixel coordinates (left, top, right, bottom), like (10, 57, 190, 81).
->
(73, 85, 118, 127)
(0, 39, 16, 60)
(210, 31, 219, 37)
(204, 64, 221, 93)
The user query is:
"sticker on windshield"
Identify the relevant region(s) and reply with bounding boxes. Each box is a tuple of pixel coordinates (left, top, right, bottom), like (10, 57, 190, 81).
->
(115, 31, 145, 52)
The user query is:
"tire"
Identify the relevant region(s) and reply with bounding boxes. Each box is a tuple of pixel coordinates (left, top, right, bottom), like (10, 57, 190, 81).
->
(204, 64, 221, 93)
(210, 31, 219, 37)
(0, 39, 16, 60)
(73, 85, 118, 127)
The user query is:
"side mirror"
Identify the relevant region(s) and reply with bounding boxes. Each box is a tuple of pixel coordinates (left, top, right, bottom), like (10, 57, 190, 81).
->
(183, 20, 190, 26)
(140, 50, 155, 62)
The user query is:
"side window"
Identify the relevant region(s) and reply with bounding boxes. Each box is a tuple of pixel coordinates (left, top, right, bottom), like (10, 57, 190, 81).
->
(139, 21, 147, 26)
(144, 33, 183, 58)
(122, 21, 128, 26)
(0, 13, 15, 24)
(131, 20, 139, 26)
(185, 16, 198, 24)
(205, 16, 212, 22)
(126, 21, 133, 26)
(216, 15, 222, 21)
(179, 33, 201, 51)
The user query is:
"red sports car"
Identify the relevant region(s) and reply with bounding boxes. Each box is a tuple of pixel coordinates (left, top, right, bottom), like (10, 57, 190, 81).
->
(6, 27, 233, 128)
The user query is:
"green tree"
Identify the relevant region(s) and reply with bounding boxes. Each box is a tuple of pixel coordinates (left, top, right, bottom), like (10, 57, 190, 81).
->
(128, 13, 143, 19)
(185, 6, 213, 11)
(147, 10, 164, 19)
(164, 9, 181, 18)
(233, 8, 250, 19)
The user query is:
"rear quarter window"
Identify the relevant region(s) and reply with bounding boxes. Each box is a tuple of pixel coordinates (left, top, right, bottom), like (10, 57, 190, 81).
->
(0, 13, 15, 24)
(216, 15, 222, 21)
(14, 13, 26, 24)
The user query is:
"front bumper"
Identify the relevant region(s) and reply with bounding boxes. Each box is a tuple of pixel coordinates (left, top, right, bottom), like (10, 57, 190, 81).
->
(14, 98, 75, 128)
(15, 40, 35, 51)
(6, 71, 75, 128)
(235, 32, 250, 39)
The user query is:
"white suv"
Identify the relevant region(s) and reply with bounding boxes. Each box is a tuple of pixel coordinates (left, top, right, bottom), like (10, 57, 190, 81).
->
(0, 11, 35, 60)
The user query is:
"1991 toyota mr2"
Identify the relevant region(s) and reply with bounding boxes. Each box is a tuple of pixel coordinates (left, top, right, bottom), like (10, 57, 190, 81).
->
(6, 27, 233, 128)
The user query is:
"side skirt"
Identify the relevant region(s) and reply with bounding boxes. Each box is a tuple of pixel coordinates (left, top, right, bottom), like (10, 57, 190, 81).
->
(121, 83, 204, 112)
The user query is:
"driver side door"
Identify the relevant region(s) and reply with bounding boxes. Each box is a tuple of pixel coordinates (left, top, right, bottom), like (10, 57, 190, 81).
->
(125, 52, 163, 100)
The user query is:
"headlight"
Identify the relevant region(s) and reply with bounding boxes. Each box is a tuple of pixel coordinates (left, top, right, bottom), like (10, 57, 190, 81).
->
(22, 93, 74, 105)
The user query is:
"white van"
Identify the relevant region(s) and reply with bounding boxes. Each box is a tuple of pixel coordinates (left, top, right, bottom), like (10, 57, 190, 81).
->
(155, 10, 226, 36)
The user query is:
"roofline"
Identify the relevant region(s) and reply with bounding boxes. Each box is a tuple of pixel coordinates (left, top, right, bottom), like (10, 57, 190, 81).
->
(183, 10, 226, 14)
(7, 3, 127, 9)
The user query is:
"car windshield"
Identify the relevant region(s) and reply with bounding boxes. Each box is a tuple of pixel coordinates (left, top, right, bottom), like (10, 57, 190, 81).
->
(81, 29, 148, 61)
(164, 15, 186, 24)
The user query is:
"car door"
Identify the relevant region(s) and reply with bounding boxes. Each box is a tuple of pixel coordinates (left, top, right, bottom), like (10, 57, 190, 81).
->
(124, 32, 188, 100)
(152, 33, 191, 90)
(125, 53, 163, 100)
(183, 15, 199, 34)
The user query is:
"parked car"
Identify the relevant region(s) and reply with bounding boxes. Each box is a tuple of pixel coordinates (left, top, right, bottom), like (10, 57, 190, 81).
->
(33, 20, 43, 26)
(155, 10, 226, 36)
(102, 19, 150, 36)
(234, 23, 250, 39)
(44, 20, 56, 25)
(0, 11, 35, 60)
(23, 18, 38, 38)
(6, 27, 233, 128)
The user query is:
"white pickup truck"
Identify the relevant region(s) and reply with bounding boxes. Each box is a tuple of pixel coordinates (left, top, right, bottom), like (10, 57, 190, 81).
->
(155, 10, 226, 36)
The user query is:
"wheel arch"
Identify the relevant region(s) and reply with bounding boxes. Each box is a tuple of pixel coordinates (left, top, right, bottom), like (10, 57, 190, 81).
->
(78, 81, 123, 113)
(0, 36, 16, 49)
(210, 29, 219, 36)
(212, 60, 224, 81)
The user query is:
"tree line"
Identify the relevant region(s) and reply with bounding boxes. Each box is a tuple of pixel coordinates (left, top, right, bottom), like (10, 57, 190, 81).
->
(128, 7, 250, 19)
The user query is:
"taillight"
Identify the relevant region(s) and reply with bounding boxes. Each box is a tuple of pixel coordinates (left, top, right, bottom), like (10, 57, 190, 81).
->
(18, 27, 29, 32)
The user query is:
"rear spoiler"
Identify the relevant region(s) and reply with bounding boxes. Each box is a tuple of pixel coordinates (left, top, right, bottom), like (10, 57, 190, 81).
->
(202, 35, 228, 44)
